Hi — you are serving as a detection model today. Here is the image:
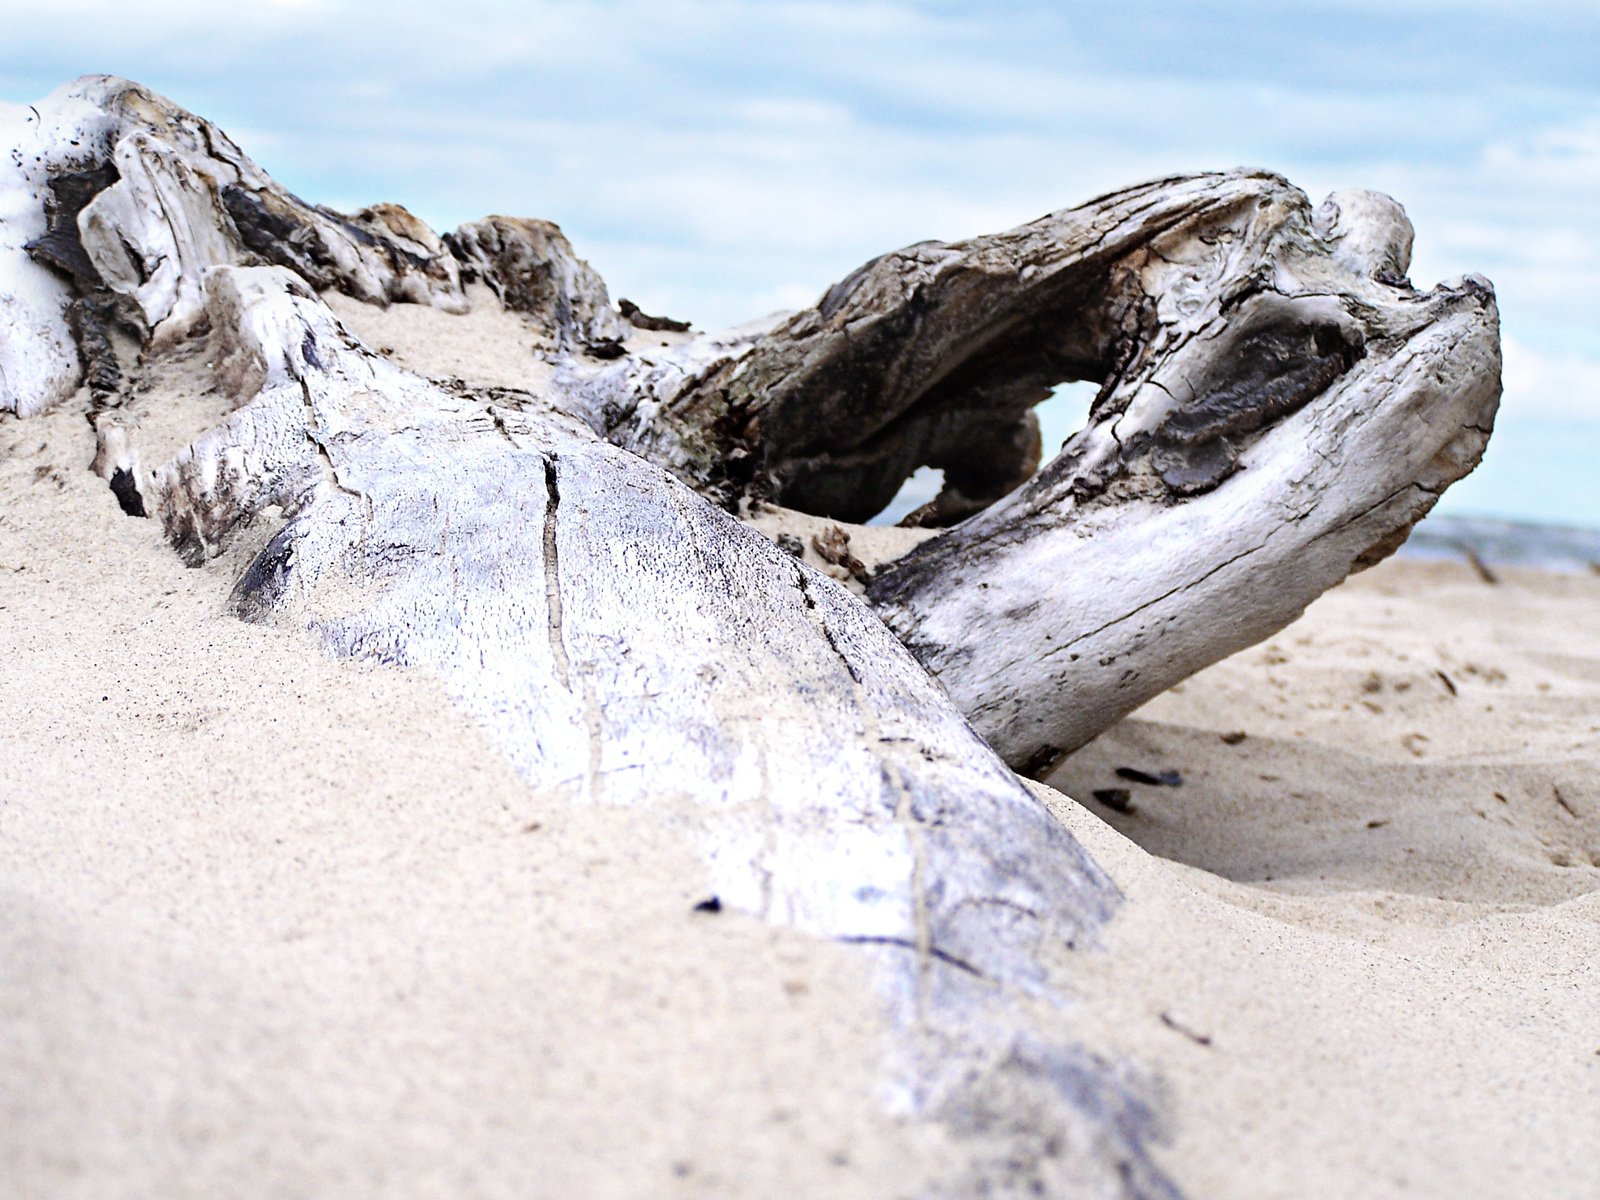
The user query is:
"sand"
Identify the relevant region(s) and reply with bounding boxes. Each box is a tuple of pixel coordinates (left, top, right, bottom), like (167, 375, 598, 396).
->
(4, 298, 1598, 1197)
(0, 407, 954, 1199)
(1040, 557, 1600, 1198)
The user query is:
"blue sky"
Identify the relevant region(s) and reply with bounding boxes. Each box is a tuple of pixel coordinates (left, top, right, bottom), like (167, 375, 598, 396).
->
(4, 0, 1597, 526)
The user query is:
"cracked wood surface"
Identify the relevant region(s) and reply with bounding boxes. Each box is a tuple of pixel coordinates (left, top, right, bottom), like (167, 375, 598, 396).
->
(862, 189, 1500, 769)
(159, 262, 1175, 1198)
(1, 74, 1503, 1199)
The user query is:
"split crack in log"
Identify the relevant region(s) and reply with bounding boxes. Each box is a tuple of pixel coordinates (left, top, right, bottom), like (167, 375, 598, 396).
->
(540, 453, 570, 690)
(0, 75, 1500, 1200)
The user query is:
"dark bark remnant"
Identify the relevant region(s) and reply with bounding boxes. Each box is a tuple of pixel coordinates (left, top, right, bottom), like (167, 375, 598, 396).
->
(107, 466, 147, 517)
(25, 162, 128, 405)
(26, 162, 121, 288)
(447, 215, 628, 355)
(618, 297, 691, 332)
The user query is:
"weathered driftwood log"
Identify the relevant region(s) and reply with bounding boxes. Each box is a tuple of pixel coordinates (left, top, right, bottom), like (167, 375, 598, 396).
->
(579, 178, 1500, 770)
(1, 76, 1500, 1199)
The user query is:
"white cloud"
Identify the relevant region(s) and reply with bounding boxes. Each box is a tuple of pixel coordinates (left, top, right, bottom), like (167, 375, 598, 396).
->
(1482, 114, 1600, 190)
(1501, 337, 1600, 421)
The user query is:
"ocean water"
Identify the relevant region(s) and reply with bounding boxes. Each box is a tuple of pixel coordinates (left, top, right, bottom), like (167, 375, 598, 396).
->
(1396, 513, 1600, 573)
(868, 480, 1600, 574)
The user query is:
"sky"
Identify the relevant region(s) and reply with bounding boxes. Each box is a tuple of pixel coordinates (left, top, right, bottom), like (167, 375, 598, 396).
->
(3, 0, 1597, 527)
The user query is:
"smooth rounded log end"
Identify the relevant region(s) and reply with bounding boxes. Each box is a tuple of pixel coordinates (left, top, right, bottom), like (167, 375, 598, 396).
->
(1313, 188, 1414, 283)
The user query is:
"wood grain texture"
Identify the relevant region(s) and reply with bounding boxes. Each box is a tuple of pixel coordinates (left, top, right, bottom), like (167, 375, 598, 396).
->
(561, 176, 1498, 774)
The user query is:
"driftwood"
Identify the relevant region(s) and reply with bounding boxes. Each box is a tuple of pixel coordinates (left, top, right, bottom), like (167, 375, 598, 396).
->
(585, 178, 1499, 770)
(1, 76, 1501, 1198)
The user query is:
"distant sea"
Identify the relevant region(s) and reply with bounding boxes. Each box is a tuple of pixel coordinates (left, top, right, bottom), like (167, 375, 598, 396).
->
(872, 473, 1600, 574)
(1397, 513, 1600, 573)
(876, 464, 1600, 572)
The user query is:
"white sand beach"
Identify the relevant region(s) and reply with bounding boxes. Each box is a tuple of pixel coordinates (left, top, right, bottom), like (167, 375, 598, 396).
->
(1041, 558, 1600, 1198)
(4, 315, 1597, 1198)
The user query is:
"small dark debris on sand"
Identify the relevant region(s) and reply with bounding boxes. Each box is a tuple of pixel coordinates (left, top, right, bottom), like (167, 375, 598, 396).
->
(1092, 787, 1135, 814)
(1455, 542, 1499, 585)
(1159, 1011, 1214, 1047)
(1553, 784, 1578, 818)
(1115, 766, 1183, 787)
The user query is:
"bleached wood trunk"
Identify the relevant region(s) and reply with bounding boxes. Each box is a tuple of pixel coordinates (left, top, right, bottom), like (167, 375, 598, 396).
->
(1, 76, 1500, 1199)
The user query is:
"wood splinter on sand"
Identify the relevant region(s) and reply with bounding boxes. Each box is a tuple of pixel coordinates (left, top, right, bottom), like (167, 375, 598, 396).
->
(0, 76, 1500, 1198)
